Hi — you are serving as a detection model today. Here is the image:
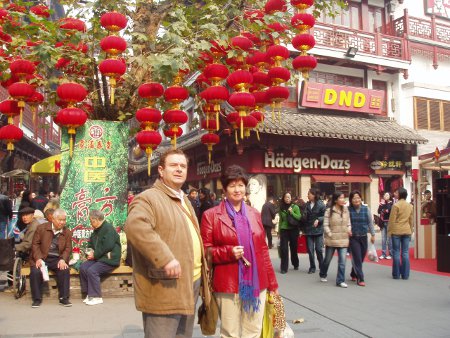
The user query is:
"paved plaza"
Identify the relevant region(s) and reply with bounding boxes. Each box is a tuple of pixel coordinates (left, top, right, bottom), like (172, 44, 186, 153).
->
(1, 243, 449, 338)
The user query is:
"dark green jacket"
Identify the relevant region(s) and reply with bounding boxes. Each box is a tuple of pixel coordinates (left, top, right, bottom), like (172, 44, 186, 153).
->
(304, 200, 326, 236)
(88, 220, 121, 266)
(279, 204, 301, 230)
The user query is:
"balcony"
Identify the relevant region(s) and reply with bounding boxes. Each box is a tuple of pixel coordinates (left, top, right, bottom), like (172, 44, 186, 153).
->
(312, 22, 407, 61)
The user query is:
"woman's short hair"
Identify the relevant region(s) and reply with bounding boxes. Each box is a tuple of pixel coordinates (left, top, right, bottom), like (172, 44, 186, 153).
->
(349, 190, 362, 205)
(308, 188, 320, 202)
(220, 165, 248, 189)
(398, 187, 408, 200)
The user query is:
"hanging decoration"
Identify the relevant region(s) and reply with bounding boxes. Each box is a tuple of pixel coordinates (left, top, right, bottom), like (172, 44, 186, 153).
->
(54, 82, 88, 157)
(291, 0, 317, 80)
(163, 71, 189, 148)
(99, 11, 128, 104)
(135, 82, 164, 176)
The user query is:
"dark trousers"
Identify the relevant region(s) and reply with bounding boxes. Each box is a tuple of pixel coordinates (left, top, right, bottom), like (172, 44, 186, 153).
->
(349, 235, 368, 282)
(306, 234, 323, 271)
(30, 256, 70, 301)
(280, 228, 299, 272)
(142, 278, 201, 338)
(79, 260, 115, 297)
(264, 225, 273, 248)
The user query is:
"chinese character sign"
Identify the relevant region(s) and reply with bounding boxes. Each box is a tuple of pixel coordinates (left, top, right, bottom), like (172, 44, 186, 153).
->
(59, 120, 128, 249)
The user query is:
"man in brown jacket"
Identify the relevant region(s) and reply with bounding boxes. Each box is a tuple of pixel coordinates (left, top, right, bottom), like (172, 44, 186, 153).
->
(29, 208, 72, 308)
(125, 149, 209, 338)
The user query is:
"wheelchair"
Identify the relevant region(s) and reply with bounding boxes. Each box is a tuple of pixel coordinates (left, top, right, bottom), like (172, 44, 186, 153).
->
(0, 237, 27, 299)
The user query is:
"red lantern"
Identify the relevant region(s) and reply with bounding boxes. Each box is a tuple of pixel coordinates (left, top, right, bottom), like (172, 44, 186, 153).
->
(210, 40, 229, 57)
(59, 18, 86, 32)
(30, 5, 50, 18)
(252, 72, 271, 89)
(0, 99, 20, 123)
(99, 59, 127, 104)
(230, 35, 254, 52)
(292, 34, 315, 54)
(265, 0, 287, 14)
(10, 59, 36, 79)
(138, 82, 164, 105)
(291, 0, 314, 10)
(136, 130, 162, 176)
(100, 36, 127, 56)
(135, 107, 162, 130)
(252, 91, 269, 108)
(201, 133, 220, 163)
(266, 45, 290, 63)
(266, 85, 290, 119)
(236, 115, 258, 139)
(228, 92, 255, 111)
(201, 119, 218, 131)
(268, 67, 291, 84)
(250, 111, 265, 140)
(57, 83, 88, 105)
(8, 82, 34, 108)
(291, 13, 315, 32)
(247, 52, 268, 69)
(26, 91, 44, 123)
(0, 124, 23, 151)
(164, 86, 189, 106)
(7, 4, 26, 13)
(164, 128, 183, 147)
(0, 9, 11, 24)
(241, 32, 261, 47)
(0, 28, 12, 43)
(227, 70, 253, 91)
(55, 107, 88, 157)
(266, 23, 288, 33)
(292, 54, 317, 79)
(100, 12, 128, 32)
(203, 64, 229, 84)
(163, 109, 188, 148)
(244, 10, 265, 22)
(200, 85, 229, 116)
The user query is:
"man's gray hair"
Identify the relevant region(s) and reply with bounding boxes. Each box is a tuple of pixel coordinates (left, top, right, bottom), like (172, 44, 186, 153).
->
(89, 209, 105, 221)
(53, 208, 67, 218)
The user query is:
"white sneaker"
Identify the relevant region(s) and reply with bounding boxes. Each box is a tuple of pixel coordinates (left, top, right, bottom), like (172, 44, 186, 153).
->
(83, 296, 90, 303)
(385, 255, 392, 260)
(320, 278, 327, 282)
(379, 255, 386, 260)
(86, 297, 103, 305)
(338, 282, 348, 288)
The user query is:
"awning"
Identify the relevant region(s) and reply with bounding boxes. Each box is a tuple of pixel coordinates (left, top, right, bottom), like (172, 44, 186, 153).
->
(312, 175, 372, 183)
(0, 169, 29, 178)
(31, 154, 61, 175)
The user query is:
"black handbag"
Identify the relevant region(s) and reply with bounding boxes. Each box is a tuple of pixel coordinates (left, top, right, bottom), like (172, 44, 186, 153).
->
(287, 213, 300, 228)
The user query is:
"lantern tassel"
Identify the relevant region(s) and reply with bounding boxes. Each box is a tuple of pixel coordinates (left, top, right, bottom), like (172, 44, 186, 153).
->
(110, 78, 117, 105)
(235, 129, 239, 145)
(216, 112, 219, 131)
(69, 134, 74, 158)
(146, 148, 153, 177)
(173, 133, 177, 149)
(7, 141, 14, 152)
(256, 129, 260, 141)
(240, 118, 244, 139)
(32, 107, 36, 125)
(19, 108, 23, 129)
(111, 86, 115, 105)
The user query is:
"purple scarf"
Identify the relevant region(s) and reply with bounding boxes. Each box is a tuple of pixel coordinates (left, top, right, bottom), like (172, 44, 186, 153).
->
(225, 199, 261, 313)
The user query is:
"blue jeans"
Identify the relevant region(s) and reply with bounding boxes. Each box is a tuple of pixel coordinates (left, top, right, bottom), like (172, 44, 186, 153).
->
(380, 225, 391, 256)
(391, 235, 411, 280)
(319, 247, 347, 284)
(306, 235, 323, 270)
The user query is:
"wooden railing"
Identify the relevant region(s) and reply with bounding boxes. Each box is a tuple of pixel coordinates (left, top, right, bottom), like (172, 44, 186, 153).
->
(392, 9, 450, 45)
(312, 22, 407, 61)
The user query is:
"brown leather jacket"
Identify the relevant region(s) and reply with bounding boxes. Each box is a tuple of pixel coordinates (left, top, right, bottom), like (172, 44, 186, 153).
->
(30, 222, 72, 266)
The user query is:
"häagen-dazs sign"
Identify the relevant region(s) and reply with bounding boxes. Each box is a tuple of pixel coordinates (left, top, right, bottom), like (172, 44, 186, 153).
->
(197, 160, 222, 176)
(265, 153, 351, 173)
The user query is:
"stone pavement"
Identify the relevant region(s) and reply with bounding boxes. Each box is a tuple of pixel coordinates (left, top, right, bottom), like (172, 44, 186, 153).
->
(1, 241, 450, 338)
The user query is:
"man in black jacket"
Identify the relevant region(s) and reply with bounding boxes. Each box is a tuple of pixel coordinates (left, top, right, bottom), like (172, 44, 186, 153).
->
(261, 197, 277, 248)
(0, 192, 12, 238)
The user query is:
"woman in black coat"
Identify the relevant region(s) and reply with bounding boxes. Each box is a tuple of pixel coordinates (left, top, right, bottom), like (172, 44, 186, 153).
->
(304, 188, 326, 274)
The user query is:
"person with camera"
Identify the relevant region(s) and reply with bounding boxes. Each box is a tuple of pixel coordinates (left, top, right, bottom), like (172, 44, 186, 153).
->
(278, 192, 301, 274)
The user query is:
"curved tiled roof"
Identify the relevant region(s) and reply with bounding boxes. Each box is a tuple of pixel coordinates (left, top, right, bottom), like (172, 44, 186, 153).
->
(260, 110, 428, 144)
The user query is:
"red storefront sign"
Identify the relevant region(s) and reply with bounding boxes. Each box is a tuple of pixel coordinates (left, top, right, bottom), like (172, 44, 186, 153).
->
(300, 82, 384, 115)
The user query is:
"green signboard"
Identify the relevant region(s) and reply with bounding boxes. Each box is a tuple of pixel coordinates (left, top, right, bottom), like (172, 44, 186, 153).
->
(59, 120, 128, 250)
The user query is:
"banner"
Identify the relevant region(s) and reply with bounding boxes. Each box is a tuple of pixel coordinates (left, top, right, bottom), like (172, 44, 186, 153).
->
(59, 120, 128, 249)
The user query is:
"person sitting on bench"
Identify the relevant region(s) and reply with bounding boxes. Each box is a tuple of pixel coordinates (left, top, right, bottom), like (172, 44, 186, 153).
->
(80, 209, 121, 306)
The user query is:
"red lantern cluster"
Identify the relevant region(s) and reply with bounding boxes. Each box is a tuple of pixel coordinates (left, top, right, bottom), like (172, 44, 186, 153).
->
(54, 82, 88, 157)
(0, 99, 22, 151)
(99, 11, 128, 105)
(135, 82, 165, 176)
(290, 0, 317, 80)
(163, 71, 189, 148)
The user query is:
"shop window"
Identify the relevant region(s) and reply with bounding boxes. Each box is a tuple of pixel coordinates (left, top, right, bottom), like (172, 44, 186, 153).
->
(414, 97, 450, 131)
(318, 2, 361, 30)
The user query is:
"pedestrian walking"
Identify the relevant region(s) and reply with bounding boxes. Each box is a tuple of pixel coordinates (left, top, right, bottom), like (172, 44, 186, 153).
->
(319, 191, 350, 288)
(378, 192, 393, 259)
(261, 196, 277, 249)
(348, 191, 375, 286)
